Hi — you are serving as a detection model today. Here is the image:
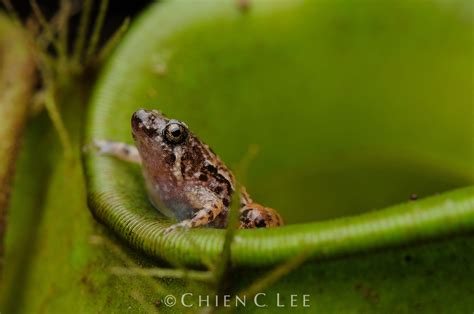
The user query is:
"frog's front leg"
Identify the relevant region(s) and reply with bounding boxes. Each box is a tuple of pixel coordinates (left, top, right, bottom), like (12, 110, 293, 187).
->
(90, 139, 142, 164)
(164, 198, 225, 234)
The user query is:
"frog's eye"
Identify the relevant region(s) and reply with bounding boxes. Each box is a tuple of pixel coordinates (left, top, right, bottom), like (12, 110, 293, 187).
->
(163, 122, 188, 144)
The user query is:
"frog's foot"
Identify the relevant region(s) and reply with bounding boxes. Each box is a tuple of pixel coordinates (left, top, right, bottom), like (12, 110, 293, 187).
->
(164, 202, 225, 234)
(239, 203, 284, 229)
(163, 221, 190, 234)
(87, 139, 142, 164)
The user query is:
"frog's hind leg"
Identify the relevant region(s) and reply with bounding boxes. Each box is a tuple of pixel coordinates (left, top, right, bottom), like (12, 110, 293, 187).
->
(89, 139, 142, 164)
(238, 186, 283, 228)
(239, 203, 284, 229)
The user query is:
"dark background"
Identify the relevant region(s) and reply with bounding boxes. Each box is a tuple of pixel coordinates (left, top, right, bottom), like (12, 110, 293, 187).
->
(3, 0, 152, 46)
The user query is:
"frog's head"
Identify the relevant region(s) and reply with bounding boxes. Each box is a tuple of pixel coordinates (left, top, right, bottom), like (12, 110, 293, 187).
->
(131, 109, 189, 147)
(132, 109, 234, 208)
(131, 109, 192, 182)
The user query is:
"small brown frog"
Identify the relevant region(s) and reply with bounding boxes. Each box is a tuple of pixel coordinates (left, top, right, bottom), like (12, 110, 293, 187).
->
(93, 109, 283, 232)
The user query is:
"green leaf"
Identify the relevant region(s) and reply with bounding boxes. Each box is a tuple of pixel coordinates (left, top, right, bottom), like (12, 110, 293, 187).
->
(85, 0, 474, 267)
(0, 14, 36, 261)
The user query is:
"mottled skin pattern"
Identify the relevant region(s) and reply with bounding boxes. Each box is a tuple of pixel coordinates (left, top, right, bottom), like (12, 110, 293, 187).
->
(95, 109, 283, 232)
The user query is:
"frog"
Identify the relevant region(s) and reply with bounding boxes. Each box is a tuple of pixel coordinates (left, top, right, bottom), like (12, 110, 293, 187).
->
(92, 109, 283, 233)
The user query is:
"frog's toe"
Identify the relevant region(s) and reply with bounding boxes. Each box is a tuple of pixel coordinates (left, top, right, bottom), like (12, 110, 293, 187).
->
(163, 221, 190, 234)
(163, 225, 179, 235)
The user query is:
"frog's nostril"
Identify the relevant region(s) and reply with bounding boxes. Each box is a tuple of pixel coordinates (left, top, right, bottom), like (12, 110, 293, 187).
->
(131, 112, 142, 129)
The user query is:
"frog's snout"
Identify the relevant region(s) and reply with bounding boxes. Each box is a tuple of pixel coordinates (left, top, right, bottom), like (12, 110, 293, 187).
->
(131, 109, 164, 139)
(131, 109, 149, 127)
(131, 109, 155, 133)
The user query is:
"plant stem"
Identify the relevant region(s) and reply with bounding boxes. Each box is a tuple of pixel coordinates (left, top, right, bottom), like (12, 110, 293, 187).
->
(57, 0, 72, 68)
(95, 17, 130, 64)
(72, 0, 93, 66)
(214, 184, 241, 293)
(111, 267, 215, 283)
(43, 85, 72, 158)
(30, 0, 64, 59)
(86, 0, 109, 61)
